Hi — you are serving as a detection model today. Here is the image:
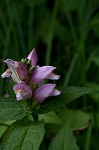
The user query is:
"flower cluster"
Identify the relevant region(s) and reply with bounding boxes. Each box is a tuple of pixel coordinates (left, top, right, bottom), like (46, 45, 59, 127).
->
(1, 49, 61, 103)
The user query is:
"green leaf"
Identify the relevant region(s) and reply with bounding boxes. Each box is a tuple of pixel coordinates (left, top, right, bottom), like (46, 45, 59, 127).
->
(39, 110, 89, 135)
(48, 124, 79, 150)
(0, 120, 16, 138)
(59, 110, 90, 131)
(4, 121, 45, 150)
(0, 143, 4, 149)
(92, 56, 99, 67)
(0, 98, 28, 121)
(85, 82, 99, 104)
(54, 20, 71, 43)
(39, 111, 60, 124)
(62, 0, 79, 12)
(39, 112, 61, 135)
(58, 86, 93, 103)
(36, 86, 93, 114)
(90, 13, 99, 37)
(92, 112, 99, 129)
(24, 0, 47, 5)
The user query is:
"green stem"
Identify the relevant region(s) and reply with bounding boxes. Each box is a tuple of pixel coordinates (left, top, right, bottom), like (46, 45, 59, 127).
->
(45, 0, 59, 65)
(28, 3, 34, 51)
(66, 11, 77, 47)
(13, 4, 26, 57)
(0, 0, 14, 96)
(85, 123, 92, 150)
(63, 53, 78, 86)
(41, 140, 47, 150)
(0, 123, 10, 127)
(32, 112, 38, 122)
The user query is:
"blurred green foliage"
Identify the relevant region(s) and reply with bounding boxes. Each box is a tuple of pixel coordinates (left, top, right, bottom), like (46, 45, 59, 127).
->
(0, 0, 99, 149)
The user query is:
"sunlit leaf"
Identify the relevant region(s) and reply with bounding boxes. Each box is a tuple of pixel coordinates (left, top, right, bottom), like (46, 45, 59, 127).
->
(59, 109, 90, 131)
(4, 121, 45, 150)
(49, 124, 79, 150)
(0, 98, 28, 121)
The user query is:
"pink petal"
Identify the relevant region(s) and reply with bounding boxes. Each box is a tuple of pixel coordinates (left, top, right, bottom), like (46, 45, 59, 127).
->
(27, 48, 38, 66)
(13, 82, 32, 101)
(33, 84, 61, 103)
(49, 89, 61, 96)
(1, 69, 11, 78)
(17, 62, 29, 81)
(47, 73, 61, 80)
(3, 59, 14, 65)
(30, 66, 56, 84)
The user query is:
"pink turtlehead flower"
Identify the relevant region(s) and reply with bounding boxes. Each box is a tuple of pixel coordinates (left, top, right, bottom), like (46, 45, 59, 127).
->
(1, 49, 61, 102)
(1, 60, 28, 83)
(31, 66, 60, 84)
(13, 82, 32, 100)
(33, 84, 61, 103)
(27, 48, 38, 66)
(3, 59, 21, 83)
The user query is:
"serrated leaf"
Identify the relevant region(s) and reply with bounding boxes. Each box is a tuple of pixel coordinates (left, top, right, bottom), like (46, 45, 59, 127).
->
(0, 98, 28, 121)
(59, 110, 90, 131)
(39, 110, 89, 135)
(4, 122, 45, 150)
(49, 124, 79, 150)
(59, 86, 93, 103)
(36, 86, 93, 114)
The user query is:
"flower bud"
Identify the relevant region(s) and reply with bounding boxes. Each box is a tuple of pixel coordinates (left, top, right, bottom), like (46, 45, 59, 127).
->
(27, 59, 31, 66)
(21, 58, 27, 64)
(28, 65, 34, 74)
(27, 48, 38, 66)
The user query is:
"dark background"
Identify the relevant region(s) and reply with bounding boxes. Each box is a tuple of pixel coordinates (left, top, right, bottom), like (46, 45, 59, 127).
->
(0, 0, 99, 149)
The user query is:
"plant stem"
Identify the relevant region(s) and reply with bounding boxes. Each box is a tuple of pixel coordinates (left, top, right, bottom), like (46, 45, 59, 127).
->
(32, 112, 38, 122)
(45, 0, 59, 65)
(85, 123, 92, 150)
